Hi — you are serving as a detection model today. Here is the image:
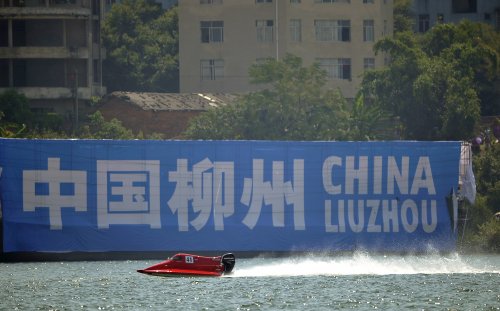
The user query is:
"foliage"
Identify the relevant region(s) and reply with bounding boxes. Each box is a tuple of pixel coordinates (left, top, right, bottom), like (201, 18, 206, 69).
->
(102, 0, 179, 92)
(348, 94, 394, 140)
(473, 142, 500, 213)
(0, 89, 158, 140)
(24, 128, 69, 139)
(0, 121, 27, 138)
(393, 0, 413, 33)
(79, 111, 136, 139)
(458, 139, 500, 253)
(184, 104, 241, 140)
(34, 113, 64, 132)
(0, 89, 33, 126)
(143, 131, 165, 140)
(463, 211, 500, 253)
(0, 90, 64, 136)
(421, 21, 500, 116)
(185, 54, 358, 141)
(360, 21, 494, 140)
(89, 96, 102, 106)
(474, 219, 500, 252)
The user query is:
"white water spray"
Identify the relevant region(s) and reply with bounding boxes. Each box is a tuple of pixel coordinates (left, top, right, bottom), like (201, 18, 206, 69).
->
(229, 252, 500, 277)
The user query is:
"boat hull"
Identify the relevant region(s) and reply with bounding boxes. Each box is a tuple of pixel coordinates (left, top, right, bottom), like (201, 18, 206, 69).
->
(137, 253, 235, 277)
(137, 268, 223, 277)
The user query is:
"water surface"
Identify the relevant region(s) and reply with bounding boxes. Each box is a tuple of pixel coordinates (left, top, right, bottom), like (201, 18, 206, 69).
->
(1, 253, 499, 310)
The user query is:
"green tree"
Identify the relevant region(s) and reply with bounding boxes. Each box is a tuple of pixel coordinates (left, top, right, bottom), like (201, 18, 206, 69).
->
(474, 141, 500, 211)
(0, 89, 146, 139)
(393, 0, 414, 33)
(184, 104, 241, 140)
(185, 55, 353, 141)
(461, 195, 500, 253)
(80, 111, 136, 139)
(0, 89, 33, 126)
(472, 219, 500, 252)
(349, 94, 392, 140)
(102, 0, 178, 92)
(361, 24, 483, 140)
(422, 21, 500, 116)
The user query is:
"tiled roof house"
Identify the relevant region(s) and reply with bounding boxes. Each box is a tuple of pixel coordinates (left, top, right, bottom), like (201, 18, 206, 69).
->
(97, 91, 238, 138)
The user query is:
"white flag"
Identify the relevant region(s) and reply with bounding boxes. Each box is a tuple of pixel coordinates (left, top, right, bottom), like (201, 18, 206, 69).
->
(462, 162, 476, 204)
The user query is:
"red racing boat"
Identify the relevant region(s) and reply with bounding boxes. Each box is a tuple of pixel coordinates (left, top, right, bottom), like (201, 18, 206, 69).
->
(137, 253, 235, 277)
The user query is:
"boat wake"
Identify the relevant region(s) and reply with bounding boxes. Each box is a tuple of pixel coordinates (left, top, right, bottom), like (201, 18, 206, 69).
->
(228, 252, 500, 277)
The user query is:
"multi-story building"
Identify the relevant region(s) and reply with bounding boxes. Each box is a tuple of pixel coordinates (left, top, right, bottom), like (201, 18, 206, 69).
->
(413, 0, 500, 33)
(179, 0, 393, 99)
(0, 0, 107, 117)
(114, 0, 177, 10)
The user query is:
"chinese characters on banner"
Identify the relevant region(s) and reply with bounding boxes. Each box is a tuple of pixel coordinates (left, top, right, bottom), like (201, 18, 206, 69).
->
(1, 140, 462, 252)
(23, 157, 305, 232)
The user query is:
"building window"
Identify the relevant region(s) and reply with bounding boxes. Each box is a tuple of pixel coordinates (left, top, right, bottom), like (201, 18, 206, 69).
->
(315, 20, 350, 42)
(316, 58, 351, 80)
(0, 60, 8, 87)
(289, 19, 301, 42)
(92, 20, 100, 44)
(256, 20, 274, 42)
(51, 0, 77, 5)
(200, 0, 222, 3)
(256, 0, 272, 3)
(314, 0, 350, 3)
(364, 58, 375, 71)
(200, 21, 224, 43)
(93, 60, 101, 83)
(452, 0, 477, 13)
(363, 0, 374, 3)
(418, 14, 430, 33)
(290, 0, 300, 3)
(0, 20, 7, 47)
(201, 59, 224, 80)
(363, 20, 374, 42)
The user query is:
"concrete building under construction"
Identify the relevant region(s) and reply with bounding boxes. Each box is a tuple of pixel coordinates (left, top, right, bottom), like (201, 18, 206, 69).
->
(0, 0, 107, 118)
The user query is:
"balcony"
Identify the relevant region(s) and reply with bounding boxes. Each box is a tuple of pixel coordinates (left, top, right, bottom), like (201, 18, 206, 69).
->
(0, 0, 91, 8)
(0, 46, 90, 58)
(0, 6, 91, 18)
(0, 86, 106, 100)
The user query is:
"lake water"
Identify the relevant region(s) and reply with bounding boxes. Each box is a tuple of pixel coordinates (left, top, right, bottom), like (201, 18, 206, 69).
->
(1, 252, 499, 310)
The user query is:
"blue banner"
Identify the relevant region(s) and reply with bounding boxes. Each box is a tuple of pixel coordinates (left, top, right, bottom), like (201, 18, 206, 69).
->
(0, 139, 461, 252)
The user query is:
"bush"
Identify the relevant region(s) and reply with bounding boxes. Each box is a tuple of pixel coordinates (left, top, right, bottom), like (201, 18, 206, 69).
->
(35, 112, 64, 132)
(460, 140, 500, 253)
(468, 219, 500, 252)
(459, 195, 500, 252)
(80, 111, 136, 139)
(0, 89, 33, 126)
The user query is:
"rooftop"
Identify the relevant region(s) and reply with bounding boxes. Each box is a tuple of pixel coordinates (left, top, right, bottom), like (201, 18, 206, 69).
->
(106, 91, 240, 112)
